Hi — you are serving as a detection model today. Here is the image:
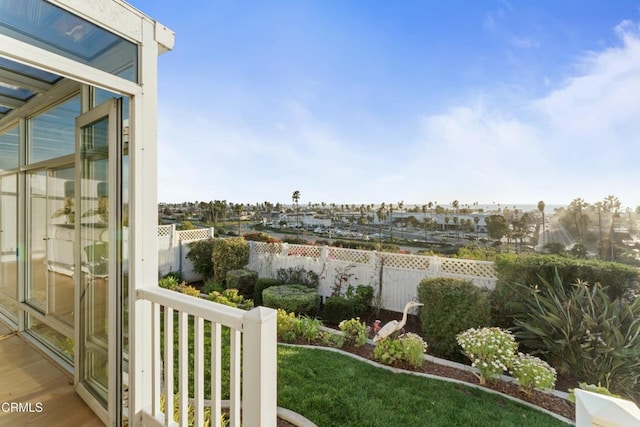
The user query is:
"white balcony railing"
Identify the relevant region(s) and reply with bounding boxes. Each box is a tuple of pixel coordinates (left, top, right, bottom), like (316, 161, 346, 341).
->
(137, 287, 277, 427)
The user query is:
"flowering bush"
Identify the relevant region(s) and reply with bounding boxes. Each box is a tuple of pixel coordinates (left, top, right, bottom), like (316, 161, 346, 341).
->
(456, 327, 517, 384)
(510, 353, 557, 392)
(339, 318, 368, 347)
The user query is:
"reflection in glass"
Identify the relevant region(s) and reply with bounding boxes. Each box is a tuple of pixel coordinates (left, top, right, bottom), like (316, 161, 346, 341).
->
(0, 175, 18, 321)
(48, 167, 75, 328)
(27, 314, 74, 361)
(79, 116, 109, 406)
(0, 125, 19, 171)
(29, 95, 80, 164)
(27, 171, 47, 312)
(0, 0, 138, 82)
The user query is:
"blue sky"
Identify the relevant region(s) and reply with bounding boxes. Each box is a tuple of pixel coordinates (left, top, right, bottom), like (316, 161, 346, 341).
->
(130, 1, 640, 209)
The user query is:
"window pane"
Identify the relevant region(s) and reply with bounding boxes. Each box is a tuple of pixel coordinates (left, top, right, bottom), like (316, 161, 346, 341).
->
(0, 0, 138, 83)
(0, 174, 18, 321)
(0, 125, 19, 170)
(29, 95, 80, 163)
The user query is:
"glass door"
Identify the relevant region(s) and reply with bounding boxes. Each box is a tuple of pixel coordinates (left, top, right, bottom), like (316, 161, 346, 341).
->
(75, 98, 122, 425)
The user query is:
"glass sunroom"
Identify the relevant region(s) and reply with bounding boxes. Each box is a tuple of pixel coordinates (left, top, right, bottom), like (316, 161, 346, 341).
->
(0, 2, 277, 426)
(0, 0, 169, 424)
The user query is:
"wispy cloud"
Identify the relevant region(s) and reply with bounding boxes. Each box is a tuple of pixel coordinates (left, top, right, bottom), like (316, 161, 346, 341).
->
(408, 20, 640, 205)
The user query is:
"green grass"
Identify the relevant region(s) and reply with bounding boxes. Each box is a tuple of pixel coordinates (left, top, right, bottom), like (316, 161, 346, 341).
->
(277, 346, 568, 427)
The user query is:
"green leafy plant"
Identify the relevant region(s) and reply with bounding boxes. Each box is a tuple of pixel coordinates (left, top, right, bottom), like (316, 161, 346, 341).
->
(456, 327, 517, 385)
(398, 333, 428, 368)
(418, 277, 491, 362)
(212, 237, 249, 283)
(203, 279, 224, 294)
(275, 309, 321, 343)
(373, 333, 427, 368)
(509, 272, 640, 398)
(567, 383, 622, 403)
(186, 238, 216, 279)
(276, 309, 299, 342)
(225, 268, 258, 297)
(510, 353, 557, 393)
(338, 318, 368, 347)
(159, 276, 179, 290)
(254, 278, 283, 306)
(276, 266, 319, 289)
(320, 331, 345, 348)
(373, 336, 405, 365)
(263, 284, 318, 315)
(162, 270, 185, 284)
(209, 288, 254, 310)
(175, 282, 201, 297)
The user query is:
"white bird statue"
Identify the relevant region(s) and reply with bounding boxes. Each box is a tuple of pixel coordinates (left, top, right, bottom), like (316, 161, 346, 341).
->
(373, 301, 424, 342)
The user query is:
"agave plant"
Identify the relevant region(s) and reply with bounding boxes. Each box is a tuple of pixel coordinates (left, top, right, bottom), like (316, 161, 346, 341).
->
(509, 270, 640, 398)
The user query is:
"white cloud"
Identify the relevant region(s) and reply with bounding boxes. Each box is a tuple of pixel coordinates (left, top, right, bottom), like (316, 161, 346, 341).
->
(408, 20, 640, 206)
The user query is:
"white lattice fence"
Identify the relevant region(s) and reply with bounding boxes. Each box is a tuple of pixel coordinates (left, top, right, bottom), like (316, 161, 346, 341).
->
(158, 224, 177, 277)
(327, 247, 371, 264)
(248, 242, 499, 313)
(287, 244, 321, 258)
(177, 228, 214, 242)
(156, 226, 215, 282)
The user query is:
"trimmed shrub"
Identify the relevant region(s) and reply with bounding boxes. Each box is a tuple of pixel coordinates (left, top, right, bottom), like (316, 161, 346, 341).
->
(254, 278, 283, 306)
(225, 269, 258, 298)
(276, 266, 319, 289)
(263, 284, 318, 315)
(491, 253, 638, 328)
(418, 277, 491, 362)
(322, 296, 355, 324)
(212, 237, 249, 283)
(186, 239, 215, 279)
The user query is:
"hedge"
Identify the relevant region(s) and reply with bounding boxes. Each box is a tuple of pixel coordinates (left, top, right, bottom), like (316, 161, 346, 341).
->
(262, 284, 318, 315)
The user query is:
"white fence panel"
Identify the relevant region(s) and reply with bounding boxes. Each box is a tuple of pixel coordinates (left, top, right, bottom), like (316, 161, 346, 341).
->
(247, 241, 498, 313)
(156, 226, 214, 282)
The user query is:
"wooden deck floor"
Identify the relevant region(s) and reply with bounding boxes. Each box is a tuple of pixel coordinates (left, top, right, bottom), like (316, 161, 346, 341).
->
(0, 322, 104, 427)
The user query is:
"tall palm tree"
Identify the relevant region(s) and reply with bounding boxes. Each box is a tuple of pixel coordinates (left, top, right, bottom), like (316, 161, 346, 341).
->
(474, 216, 480, 240)
(604, 195, 621, 261)
(594, 201, 604, 258)
(537, 200, 545, 245)
(292, 190, 301, 239)
(452, 200, 460, 237)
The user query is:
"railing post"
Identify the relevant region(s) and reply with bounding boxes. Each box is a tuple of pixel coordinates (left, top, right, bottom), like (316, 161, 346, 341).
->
(242, 306, 278, 427)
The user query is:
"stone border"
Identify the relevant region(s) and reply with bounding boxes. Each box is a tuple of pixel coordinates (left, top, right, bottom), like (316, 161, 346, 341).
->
(281, 343, 574, 426)
(216, 400, 317, 427)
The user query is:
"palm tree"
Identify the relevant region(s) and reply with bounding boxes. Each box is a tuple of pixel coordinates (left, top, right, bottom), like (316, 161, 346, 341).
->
(474, 216, 480, 240)
(604, 195, 621, 261)
(569, 198, 588, 243)
(537, 200, 545, 245)
(376, 203, 387, 243)
(292, 190, 301, 239)
(593, 201, 604, 258)
(452, 200, 460, 237)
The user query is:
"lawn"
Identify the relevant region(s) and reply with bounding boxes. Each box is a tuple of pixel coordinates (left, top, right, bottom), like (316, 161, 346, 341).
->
(277, 345, 568, 427)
